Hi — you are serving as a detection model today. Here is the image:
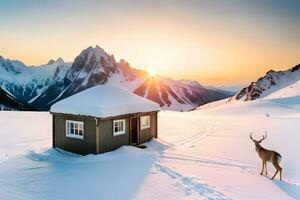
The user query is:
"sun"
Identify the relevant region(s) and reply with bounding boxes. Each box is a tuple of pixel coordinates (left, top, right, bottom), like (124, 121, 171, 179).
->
(148, 67, 157, 76)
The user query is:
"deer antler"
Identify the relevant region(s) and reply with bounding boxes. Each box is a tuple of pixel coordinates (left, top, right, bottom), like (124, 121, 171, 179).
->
(259, 131, 267, 142)
(250, 132, 254, 140)
(264, 131, 268, 138)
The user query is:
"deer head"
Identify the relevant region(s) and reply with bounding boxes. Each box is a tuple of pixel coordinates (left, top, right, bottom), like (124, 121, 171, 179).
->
(250, 131, 267, 147)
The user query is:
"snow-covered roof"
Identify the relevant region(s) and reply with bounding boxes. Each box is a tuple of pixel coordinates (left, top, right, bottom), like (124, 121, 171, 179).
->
(50, 85, 160, 118)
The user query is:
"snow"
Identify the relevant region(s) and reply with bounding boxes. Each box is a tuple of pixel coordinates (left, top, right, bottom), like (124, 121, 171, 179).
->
(0, 112, 51, 163)
(265, 80, 300, 100)
(0, 57, 71, 102)
(104, 71, 144, 92)
(1, 83, 300, 199)
(161, 92, 195, 111)
(50, 85, 160, 118)
(160, 77, 200, 111)
(234, 66, 300, 101)
(0, 104, 16, 111)
(262, 80, 300, 109)
(106, 74, 196, 112)
(0, 50, 231, 111)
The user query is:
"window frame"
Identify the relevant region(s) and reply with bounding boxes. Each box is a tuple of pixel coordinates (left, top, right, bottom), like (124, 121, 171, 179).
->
(140, 115, 151, 130)
(113, 119, 126, 136)
(65, 120, 84, 140)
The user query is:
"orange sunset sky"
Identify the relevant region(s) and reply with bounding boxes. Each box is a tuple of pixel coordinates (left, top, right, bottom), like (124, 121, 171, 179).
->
(0, 0, 299, 86)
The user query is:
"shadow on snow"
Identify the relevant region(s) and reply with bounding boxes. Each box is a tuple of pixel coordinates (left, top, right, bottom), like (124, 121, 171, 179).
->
(0, 146, 156, 200)
(274, 180, 300, 200)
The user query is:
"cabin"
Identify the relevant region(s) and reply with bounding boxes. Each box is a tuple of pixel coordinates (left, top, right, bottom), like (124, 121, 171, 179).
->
(50, 85, 160, 155)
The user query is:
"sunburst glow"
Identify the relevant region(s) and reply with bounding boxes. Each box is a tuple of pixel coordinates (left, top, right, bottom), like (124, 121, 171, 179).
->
(148, 67, 157, 76)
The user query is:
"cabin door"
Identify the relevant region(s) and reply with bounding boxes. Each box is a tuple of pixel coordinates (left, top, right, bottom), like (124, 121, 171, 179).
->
(130, 117, 138, 144)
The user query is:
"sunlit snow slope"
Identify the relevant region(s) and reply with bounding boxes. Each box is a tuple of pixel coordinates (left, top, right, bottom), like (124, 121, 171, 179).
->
(1, 85, 300, 200)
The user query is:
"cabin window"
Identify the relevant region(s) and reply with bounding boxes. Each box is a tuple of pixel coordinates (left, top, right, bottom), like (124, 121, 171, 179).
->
(140, 115, 151, 130)
(66, 120, 84, 139)
(113, 119, 126, 136)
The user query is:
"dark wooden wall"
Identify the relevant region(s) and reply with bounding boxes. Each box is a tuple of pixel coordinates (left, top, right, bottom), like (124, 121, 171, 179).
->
(52, 111, 158, 155)
(98, 117, 130, 153)
(98, 112, 158, 153)
(139, 112, 158, 144)
(53, 114, 97, 155)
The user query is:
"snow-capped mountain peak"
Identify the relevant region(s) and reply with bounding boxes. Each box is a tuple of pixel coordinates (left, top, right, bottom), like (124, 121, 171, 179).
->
(46, 59, 55, 65)
(46, 57, 65, 65)
(64, 46, 118, 88)
(78, 46, 113, 66)
(233, 63, 300, 101)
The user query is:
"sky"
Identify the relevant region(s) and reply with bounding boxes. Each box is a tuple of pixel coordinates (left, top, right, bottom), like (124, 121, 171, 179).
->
(0, 0, 299, 86)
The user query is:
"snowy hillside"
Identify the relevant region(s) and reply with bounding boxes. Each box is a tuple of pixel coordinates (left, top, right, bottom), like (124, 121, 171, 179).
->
(264, 80, 300, 99)
(1, 89, 300, 199)
(0, 46, 232, 111)
(234, 64, 300, 101)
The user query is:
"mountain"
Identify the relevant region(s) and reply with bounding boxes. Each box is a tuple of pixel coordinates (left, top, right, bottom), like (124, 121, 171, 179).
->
(0, 46, 232, 111)
(133, 77, 229, 111)
(0, 87, 33, 111)
(210, 84, 244, 93)
(233, 63, 300, 101)
(201, 84, 236, 96)
(0, 56, 71, 104)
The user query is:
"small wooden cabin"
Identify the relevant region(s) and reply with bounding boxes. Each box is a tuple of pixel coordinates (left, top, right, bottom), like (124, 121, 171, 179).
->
(50, 85, 160, 155)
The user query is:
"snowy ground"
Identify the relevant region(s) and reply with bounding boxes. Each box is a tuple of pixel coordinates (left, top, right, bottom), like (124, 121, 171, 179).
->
(1, 92, 300, 199)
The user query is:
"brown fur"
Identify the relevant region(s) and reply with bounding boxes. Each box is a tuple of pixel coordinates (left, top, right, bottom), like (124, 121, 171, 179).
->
(250, 132, 282, 180)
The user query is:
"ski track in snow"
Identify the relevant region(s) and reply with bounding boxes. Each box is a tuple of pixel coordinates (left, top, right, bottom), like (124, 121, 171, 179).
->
(154, 162, 231, 200)
(159, 121, 252, 172)
(159, 153, 252, 171)
(172, 120, 212, 147)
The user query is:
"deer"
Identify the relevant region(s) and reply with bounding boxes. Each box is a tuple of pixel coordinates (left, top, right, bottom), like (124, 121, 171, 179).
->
(250, 132, 282, 180)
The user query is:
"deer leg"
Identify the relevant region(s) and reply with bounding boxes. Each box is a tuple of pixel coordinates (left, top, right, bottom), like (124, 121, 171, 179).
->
(271, 170, 278, 180)
(276, 162, 282, 181)
(265, 162, 268, 175)
(260, 160, 264, 175)
(280, 168, 282, 181)
(271, 160, 282, 180)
